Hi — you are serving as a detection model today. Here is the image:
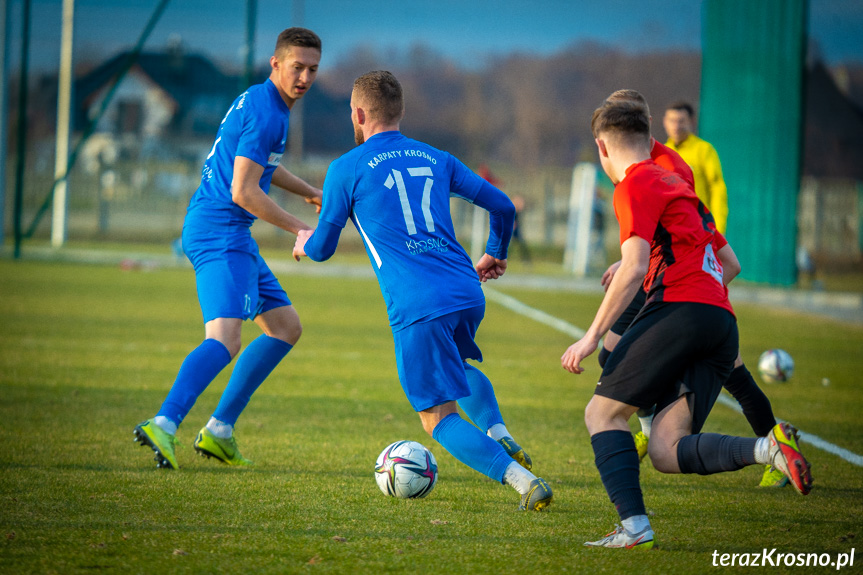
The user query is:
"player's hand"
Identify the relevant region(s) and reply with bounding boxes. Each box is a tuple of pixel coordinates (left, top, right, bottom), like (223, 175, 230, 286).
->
(475, 254, 507, 282)
(305, 189, 323, 214)
(601, 260, 622, 292)
(561, 337, 598, 374)
(293, 229, 314, 261)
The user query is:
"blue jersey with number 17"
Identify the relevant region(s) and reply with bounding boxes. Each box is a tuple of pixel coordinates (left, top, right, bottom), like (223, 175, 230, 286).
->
(319, 131, 487, 330)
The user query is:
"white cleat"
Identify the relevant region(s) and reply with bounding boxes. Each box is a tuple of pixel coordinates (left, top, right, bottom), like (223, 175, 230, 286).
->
(585, 524, 655, 550)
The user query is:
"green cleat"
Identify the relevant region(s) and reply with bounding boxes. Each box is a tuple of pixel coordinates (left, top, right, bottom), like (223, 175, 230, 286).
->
(518, 478, 553, 511)
(634, 431, 649, 463)
(133, 419, 180, 470)
(766, 423, 812, 494)
(194, 427, 253, 466)
(759, 464, 789, 488)
(498, 436, 532, 471)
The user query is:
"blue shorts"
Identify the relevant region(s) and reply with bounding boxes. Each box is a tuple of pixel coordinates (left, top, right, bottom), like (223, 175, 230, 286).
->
(393, 304, 485, 412)
(182, 224, 291, 323)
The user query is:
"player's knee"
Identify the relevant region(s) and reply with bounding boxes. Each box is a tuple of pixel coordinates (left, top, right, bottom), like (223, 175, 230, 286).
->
(647, 450, 672, 473)
(418, 408, 449, 437)
(418, 416, 438, 437)
(222, 337, 242, 359)
(211, 332, 242, 358)
(647, 436, 680, 474)
(205, 319, 243, 358)
(584, 399, 610, 435)
(284, 318, 302, 345)
(270, 314, 302, 345)
(583, 402, 595, 433)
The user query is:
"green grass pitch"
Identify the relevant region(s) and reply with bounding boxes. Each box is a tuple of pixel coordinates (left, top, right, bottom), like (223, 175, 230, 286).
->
(1, 258, 861, 573)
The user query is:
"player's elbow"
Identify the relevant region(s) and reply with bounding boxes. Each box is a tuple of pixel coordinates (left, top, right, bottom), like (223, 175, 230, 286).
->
(305, 244, 335, 263)
(501, 197, 516, 221)
(620, 259, 648, 285)
(726, 258, 741, 280)
(717, 245, 741, 283)
(490, 197, 516, 231)
(230, 183, 253, 209)
(632, 260, 649, 279)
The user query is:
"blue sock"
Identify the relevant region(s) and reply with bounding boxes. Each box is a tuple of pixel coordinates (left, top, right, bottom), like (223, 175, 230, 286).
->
(432, 413, 512, 483)
(457, 363, 504, 432)
(591, 430, 646, 521)
(677, 433, 757, 475)
(157, 339, 232, 426)
(212, 335, 292, 426)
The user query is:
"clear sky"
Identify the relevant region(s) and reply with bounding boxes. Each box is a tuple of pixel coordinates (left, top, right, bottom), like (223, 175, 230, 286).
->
(7, 0, 863, 72)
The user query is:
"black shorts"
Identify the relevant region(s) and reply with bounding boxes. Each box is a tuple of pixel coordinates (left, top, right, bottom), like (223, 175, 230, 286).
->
(596, 302, 738, 434)
(610, 287, 647, 336)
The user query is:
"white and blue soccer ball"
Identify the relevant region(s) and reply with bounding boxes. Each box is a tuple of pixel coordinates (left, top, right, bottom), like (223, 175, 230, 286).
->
(757, 349, 795, 383)
(375, 440, 438, 499)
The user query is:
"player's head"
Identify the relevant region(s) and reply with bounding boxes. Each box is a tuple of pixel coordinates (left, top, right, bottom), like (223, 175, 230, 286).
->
(606, 89, 650, 118)
(592, 97, 651, 145)
(591, 96, 651, 182)
(663, 101, 695, 145)
(274, 27, 322, 59)
(351, 70, 405, 145)
(270, 28, 322, 107)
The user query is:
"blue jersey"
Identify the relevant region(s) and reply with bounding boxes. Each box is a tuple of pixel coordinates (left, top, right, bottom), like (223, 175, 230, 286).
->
(185, 79, 290, 230)
(317, 131, 493, 330)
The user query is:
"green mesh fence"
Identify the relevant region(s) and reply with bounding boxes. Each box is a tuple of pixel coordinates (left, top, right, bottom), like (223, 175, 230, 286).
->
(700, 0, 808, 285)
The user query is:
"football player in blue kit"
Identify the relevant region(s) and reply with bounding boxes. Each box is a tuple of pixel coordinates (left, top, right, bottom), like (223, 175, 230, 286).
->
(293, 70, 553, 511)
(133, 28, 324, 469)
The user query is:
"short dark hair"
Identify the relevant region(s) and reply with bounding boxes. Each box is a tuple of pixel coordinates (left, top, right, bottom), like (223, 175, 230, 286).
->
(353, 70, 405, 124)
(606, 89, 650, 118)
(591, 97, 651, 147)
(666, 101, 694, 118)
(275, 27, 321, 58)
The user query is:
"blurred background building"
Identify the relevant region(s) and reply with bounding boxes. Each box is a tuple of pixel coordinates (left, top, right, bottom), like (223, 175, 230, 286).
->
(2, 0, 861, 285)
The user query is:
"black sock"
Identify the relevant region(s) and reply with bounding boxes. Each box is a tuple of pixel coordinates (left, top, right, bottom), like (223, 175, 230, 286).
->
(677, 433, 757, 475)
(591, 430, 646, 520)
(724, 364, 776, 437)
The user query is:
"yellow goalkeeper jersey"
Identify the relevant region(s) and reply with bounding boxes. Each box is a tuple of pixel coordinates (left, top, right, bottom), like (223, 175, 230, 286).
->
(666, 134, 728, 233)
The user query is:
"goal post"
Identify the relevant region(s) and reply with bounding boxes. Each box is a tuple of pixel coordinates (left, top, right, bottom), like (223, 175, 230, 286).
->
(563, 162, 597, 276)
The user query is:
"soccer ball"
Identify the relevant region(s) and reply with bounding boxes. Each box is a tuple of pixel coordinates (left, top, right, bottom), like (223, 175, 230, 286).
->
(375, 440, 438, 499)
(757, 349, 794, 383)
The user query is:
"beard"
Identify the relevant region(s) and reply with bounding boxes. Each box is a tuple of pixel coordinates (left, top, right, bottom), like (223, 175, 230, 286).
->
(353, 121, 364, 145)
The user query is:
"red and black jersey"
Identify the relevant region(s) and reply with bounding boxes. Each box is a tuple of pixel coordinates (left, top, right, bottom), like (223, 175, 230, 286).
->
(614, 159, 733, 315)
(651, 139, 694, 189)
(651, 139, 723, 244)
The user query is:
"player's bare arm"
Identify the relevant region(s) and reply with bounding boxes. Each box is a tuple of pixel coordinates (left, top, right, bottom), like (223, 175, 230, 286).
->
(561, 236, 649, 374)
(232, 156, 313, 234)
(717, 243, 741, 285)
(271, 164, 323, 213)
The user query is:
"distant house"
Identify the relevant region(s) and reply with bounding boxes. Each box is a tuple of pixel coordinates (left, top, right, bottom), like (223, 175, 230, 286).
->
(74, 44, 240, 159)
(73, 44, 353, 161)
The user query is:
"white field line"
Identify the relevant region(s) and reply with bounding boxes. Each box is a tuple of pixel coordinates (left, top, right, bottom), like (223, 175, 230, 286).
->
(484, 285, 863, 468)
(483, 287, 586, 340)
(714, 394, 863, 467)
